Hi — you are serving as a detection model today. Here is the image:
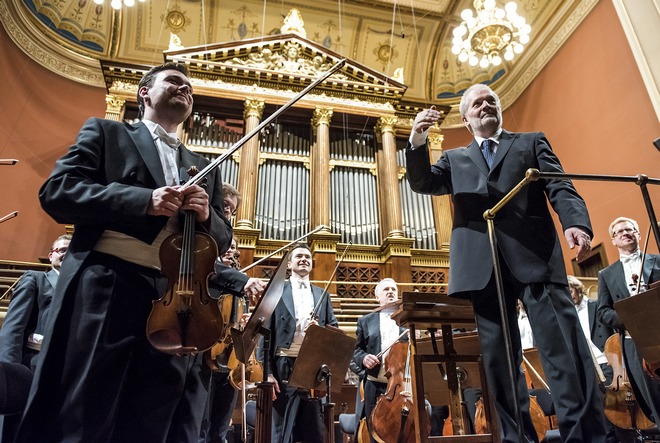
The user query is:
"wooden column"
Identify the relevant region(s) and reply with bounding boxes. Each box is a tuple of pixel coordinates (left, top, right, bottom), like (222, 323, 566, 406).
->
(375, 115, 404, 239)
(235, 98, 265, 229)
(376, 115, 413, 283)
(310, 107, 333, 233)
(428, 133, 452, 253)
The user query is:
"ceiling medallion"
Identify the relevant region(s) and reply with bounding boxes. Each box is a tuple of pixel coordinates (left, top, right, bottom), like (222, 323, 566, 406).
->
(451, 0, 531, 68)
(162, 4, 189, 32)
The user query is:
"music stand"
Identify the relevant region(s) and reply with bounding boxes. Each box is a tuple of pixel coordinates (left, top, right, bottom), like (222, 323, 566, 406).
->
(614, 284, 660, 368)
(288, 324, 356, 443)
(231, 250, 290, 365)
(229, 249, 291, 443)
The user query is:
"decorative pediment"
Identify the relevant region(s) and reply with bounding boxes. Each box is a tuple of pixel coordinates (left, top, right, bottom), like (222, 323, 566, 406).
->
(162, 33, 407, 110)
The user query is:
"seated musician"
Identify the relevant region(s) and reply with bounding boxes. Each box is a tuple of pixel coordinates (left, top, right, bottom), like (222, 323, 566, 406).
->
(352, 278, 404, 443)
(267, 243, 338, 443)
(597, 217, 660, 437)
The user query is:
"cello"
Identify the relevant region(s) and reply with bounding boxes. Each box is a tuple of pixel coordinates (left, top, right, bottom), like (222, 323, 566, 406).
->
(370, 341, 429, 443)
(146, 166, 223, 355)
(603, 333, 655, 431)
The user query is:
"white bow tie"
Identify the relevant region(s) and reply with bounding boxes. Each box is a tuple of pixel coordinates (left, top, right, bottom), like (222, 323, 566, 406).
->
(620, 251, 641, 264)
(153, 124, 180, 149)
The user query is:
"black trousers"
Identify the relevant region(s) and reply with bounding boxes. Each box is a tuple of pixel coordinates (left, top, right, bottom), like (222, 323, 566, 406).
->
(16, 252, 211, 443)
(469, 270, 607, 443)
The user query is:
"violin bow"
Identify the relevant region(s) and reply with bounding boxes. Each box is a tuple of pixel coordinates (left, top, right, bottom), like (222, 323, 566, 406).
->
(239, 225, 326, 274)
(375, 329, 409, 359)
(310, 241, 352, 320)
(634, 224, 652, 295)
(180, 59, 347, 190)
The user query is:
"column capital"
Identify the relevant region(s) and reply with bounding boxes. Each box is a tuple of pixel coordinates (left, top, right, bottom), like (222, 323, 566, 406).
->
(428, 133, 444, 151)
(104, 95, 125, 122)
(375, 115, 399, 135)
(243, 99, 265, 120)
(311, 107, 334, 127)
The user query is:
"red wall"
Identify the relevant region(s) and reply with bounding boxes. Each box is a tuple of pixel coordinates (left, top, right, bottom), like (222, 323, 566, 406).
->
(441, 0, 660, 270)
(0, 25, 106, 261)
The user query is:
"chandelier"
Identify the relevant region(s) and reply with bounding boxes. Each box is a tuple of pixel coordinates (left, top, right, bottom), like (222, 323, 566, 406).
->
(451, 0, 531, 68)
(93, 0, 146, 9)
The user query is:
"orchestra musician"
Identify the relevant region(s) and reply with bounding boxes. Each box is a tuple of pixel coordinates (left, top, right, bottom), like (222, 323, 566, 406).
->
(406, 83, 607, 442)
(567, 275, 620, 442)
(199, 185, 267, 443)
(0, 234, 71, 441)
(597, 217, 660, 437)
(16, 62, 233, 443)
(352, 278, 404, 442)
(267, 243, 338, 443)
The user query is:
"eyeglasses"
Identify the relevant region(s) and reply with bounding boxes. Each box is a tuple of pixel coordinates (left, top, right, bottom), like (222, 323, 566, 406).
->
(51, 247, 68, 254)
(612, 227, 637, 238)
(223, 202, 237, 217)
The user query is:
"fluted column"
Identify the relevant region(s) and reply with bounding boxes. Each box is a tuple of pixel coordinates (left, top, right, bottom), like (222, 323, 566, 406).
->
(235, 99, 265, 229)
(310, 107, 333, 232)
(104, 95, 125, 122)
(375, 115, 404, 238)
(428, 133, 451, 251)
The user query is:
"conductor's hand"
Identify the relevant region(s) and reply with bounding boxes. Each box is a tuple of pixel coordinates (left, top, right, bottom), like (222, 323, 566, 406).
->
(565, 227, 592, 262)
(180, 184, 210, 222)
(412, 105, 442, 134)
(268, 373, 280, 401)
(148, 186, 184, 217)
(362, 354, 380, 370)
(243, 278, 266, 304)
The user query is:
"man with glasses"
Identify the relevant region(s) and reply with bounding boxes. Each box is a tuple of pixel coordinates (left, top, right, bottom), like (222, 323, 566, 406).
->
(597, 217, 660, 431)
(0, 234, 71, 440)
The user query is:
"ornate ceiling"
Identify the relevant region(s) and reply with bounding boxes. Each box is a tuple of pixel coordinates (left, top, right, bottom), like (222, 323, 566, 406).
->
(0, 0, 598, 127)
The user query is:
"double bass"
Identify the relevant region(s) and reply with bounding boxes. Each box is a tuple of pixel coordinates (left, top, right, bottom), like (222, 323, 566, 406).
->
(146, 166, 223, 355)
(370, 341, 430, 443)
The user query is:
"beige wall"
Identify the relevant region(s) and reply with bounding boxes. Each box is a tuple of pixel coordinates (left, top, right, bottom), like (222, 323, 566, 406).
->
(1, 1, 658, 271)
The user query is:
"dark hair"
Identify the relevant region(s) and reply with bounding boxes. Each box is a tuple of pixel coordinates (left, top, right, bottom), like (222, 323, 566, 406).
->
(137, 62, 189, 118)
(289, 243, 311, 254)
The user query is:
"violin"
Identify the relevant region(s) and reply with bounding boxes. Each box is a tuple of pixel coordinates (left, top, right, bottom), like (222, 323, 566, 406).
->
(205, 254, 244, 371)
(603, 333, 655, 430)
(229, 351, 263, 390)
(370, 341, 429, 443)
(146, 166, 223, 354)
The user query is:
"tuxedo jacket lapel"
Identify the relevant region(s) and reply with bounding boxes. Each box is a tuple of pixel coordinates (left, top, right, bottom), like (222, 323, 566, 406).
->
(491, 131, 515, 171)
(45, 269, 58, 290)
(282, 282, 296, 320)
(466, 140, 489, 176)
(611, 261, 631, 299)
(643, 255, 656, 287)
(126, 121, 167, 187)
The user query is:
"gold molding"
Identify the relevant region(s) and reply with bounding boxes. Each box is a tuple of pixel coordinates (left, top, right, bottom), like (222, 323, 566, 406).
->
(440, 0, 599, 129)
(0, 0, 105, 87)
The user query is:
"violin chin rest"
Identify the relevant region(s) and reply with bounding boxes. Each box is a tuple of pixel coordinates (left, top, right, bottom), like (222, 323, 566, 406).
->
(147, 328, 197, 355)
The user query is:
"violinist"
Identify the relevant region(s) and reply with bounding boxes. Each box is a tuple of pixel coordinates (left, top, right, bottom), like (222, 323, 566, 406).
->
(267, 243, 338, 443)
(352, 278, 404, 443)
(16, 63, 233, 443)
(200, 231, 267, 443)
(568, 275, 620, 442)
(597, 217, 660, 435)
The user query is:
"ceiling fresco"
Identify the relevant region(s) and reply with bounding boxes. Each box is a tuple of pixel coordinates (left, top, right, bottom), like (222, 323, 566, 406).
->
(1, 0, 598, 127)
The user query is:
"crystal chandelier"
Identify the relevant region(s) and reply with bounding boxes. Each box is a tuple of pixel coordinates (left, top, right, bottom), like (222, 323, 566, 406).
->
(451, 0, 531, 68)
(93, 0, 146, 10)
